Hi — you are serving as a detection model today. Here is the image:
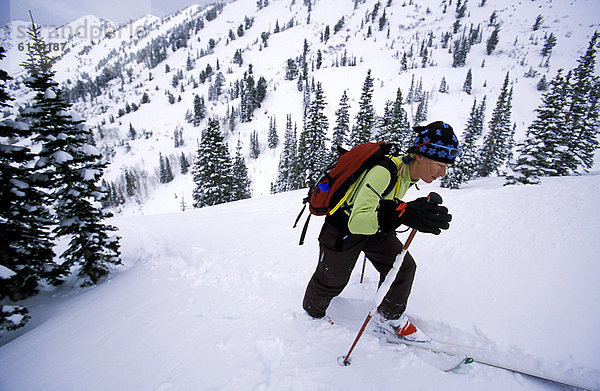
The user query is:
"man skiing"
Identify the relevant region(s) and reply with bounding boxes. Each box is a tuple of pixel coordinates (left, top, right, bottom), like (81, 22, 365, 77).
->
(302, 121, 459, 342)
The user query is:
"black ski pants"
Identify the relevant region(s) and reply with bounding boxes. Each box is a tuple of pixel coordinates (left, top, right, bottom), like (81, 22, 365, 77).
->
(302, 220, 417, 320)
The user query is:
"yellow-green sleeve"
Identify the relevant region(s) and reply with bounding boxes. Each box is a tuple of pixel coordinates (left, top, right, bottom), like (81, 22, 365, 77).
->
(347, 163, 415, 235)
(347, 165, 393, 235)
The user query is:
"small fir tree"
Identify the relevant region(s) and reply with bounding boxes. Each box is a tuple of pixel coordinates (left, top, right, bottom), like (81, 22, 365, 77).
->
(267, 116, 279, 148)
(479, 73, 514, 177)
(331, 90, 350, 155)
(463, 68, 473, 94)
(192, 118, 235, 208)
(442, 96, 487, 188)
(231, 138, 252, 200)
(298, 82, 329, 186)
(274, 115, 300, 193)
(349, 69, 375, 146)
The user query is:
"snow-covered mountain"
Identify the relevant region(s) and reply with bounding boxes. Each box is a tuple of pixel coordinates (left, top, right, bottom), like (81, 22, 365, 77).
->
(2, 0, 599, 213)
(1, 0, 600, 389)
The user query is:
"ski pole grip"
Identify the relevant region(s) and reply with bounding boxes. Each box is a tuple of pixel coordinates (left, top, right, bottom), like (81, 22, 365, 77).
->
(426, 191, 443, 205)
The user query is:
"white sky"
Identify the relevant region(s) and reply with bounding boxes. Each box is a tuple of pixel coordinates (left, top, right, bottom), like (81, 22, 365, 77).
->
(1, 0, 220, 26)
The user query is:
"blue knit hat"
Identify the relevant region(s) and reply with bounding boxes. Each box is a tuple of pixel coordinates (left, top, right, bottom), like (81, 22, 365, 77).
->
(407, 121, 460, 164)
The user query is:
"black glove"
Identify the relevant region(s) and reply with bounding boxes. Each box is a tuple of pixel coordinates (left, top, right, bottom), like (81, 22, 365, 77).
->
(377, 197, 452, 235)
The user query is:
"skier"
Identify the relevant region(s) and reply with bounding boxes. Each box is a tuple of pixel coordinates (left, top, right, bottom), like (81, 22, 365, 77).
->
(302, 121, 459, 342)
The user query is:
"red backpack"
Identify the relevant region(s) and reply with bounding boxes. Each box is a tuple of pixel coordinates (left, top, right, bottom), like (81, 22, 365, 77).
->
(294, 141, 398, 244)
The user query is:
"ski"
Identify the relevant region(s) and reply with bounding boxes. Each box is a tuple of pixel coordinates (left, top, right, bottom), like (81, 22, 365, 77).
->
(326, 312, 595, 390)
(380, 332, 593, 391)
(372, 326, 470, 372)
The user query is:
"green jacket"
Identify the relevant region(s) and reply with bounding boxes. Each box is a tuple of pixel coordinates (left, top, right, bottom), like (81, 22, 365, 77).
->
(345, 156, 417, 235)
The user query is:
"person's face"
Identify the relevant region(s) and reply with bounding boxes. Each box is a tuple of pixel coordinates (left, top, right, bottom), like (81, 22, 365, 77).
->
(410, 155, 449, 183)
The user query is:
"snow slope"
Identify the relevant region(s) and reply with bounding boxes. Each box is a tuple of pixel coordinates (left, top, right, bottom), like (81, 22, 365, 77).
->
(1, 169, 599, 390)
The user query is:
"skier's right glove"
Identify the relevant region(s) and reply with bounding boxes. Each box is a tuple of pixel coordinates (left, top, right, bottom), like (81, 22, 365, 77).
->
(377, 197, 452, 235)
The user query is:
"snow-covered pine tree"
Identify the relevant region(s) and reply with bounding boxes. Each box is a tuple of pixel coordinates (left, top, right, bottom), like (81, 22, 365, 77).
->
(159, 153, 168, 183)
(442, 96, 486, 189)
(486, 26, 500, 55)
(541, 32, 557, 58)
(298, 82, 329, 187)
(406, 74, 416, 103)
(463, 68, 473, 94)
(349, 69, 375, 146)
(562, 31, 600, 174)
(505, 72, 570, 185)
(192, 118, 235, 208)
(20, 17, 121, 286)
(240, 71, 255, 122)
(179, 152, 190, 174)
(274, 115, 300, 193)
(267, 116, 279, 148)
(331, 90, 350, 155)
(231, 138, 251, 200)
(439, 77, 449, 93)
(165, 156, 174, 183)
(377, 88, 412, 151)
(479, 73, 514, 177)
(0, 47, 55, 310)
(249, 130, 260, 159)
(414, 92, 429, 125)
(192, 94, 206, 126)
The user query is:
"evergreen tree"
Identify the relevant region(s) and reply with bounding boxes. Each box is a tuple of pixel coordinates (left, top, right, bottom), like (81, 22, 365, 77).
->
(285, 58, 299, 80)
(267, 116, 279, 148)
(192, 94, 206, 126)
(537, 75, 548, 91)
(479, 73, 514, 177)
(562, 31, 600, 173)
(505, 71, 569, 185)
(377, 88, 412, 151)
(486, 26, 500, 55)
(0, 46, 55, 307)
(159, 153, 167, 183)
(298, 82, 329, 186)
(274, 115, 300, 193)
(159, 153, 174, 183)
(414, 92, 429, 125)
(249, 130, 260, 159)
(439, 77, 449, 93)
(231, 138, 251, 200)
(180, 152, 190, 174)
(463, 68, 473, 94)
(442, 96, 487, 188)
(331, 90, 350, 155)
(533, 14, 544, 31)
(20, 17, 121, 286)
(349, 69, 375, 146)
(541, 32, 557, 57)
(233, 49, 243, 66)
(192, 118, 235, 207)
(452, 35, 469, 67)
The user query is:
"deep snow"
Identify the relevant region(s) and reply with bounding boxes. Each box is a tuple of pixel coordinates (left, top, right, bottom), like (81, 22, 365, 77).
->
(1, 169, 599, 390)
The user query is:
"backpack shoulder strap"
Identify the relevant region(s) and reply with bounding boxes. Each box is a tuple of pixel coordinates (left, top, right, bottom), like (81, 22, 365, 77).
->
(378, 156, 399, 198)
